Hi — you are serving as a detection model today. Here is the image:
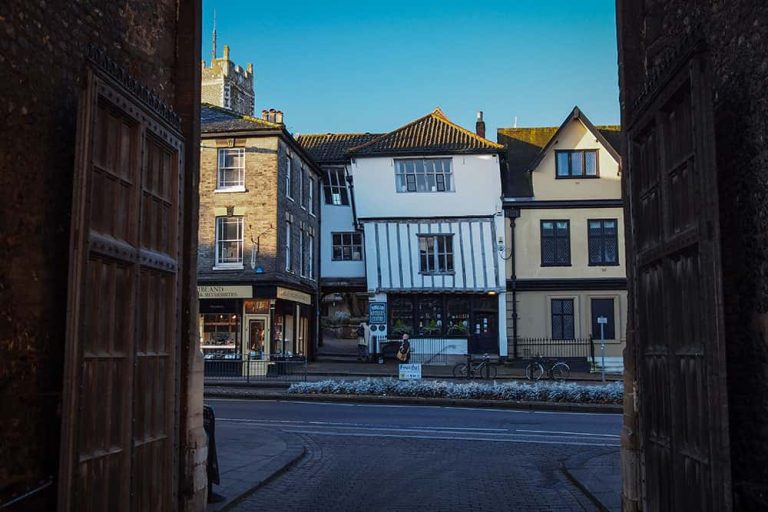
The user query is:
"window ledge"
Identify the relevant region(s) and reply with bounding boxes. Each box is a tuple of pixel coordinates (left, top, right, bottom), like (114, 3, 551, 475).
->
(588, 263, 620, 267)
(540, 263, 572, 267)
(214, 186, 247, 193)
(213, 265, 244, 271)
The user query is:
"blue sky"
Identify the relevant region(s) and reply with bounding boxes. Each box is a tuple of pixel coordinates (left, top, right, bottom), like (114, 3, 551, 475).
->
(202, 0, 619, 138)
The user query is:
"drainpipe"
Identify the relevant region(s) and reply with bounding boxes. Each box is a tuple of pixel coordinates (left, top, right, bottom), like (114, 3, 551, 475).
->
(507, 207, 520, 359)
(346, 172, 360, 230)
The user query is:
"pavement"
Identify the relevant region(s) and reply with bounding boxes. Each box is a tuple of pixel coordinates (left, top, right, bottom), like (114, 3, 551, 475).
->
(207, 420, 306, 512)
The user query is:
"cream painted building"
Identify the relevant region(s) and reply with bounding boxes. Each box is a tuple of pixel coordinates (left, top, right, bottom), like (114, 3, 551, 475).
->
(498, 107, 625, 370)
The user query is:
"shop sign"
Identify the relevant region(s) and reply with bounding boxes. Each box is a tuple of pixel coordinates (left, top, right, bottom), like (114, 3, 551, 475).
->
(368, 302, 387, 324)
(198, 285, 252, 299)
(399, 364, 422, 380)
(276, 287, 312, 305)
(244, 299, 271, 314)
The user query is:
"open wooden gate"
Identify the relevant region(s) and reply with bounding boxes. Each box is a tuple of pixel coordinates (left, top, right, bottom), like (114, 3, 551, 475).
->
(626, 47, 731, 510)
(57, 60, 184, 511)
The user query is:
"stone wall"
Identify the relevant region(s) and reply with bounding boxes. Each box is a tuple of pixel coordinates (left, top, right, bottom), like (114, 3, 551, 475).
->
(0, 0, 205, 508)
(617, 1, 768, 508)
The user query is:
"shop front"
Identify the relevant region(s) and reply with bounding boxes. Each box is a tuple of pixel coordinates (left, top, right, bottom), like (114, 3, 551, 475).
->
(199, 284, 317, 363)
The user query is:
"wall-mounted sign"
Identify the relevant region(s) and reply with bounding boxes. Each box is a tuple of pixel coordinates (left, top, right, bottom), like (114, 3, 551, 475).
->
(276, 287, 312, 305)
(244, 299, 271, 314)
(368, 302, 387, 325)
(198, 285, 252, 299)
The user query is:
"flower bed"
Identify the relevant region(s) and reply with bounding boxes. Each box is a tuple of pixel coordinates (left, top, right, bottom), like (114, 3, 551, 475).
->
(288, 378, 623, 404)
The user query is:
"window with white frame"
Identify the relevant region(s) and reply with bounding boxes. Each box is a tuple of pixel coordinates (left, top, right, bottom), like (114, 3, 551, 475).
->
(299, 165, 305, 209)
(215, 216, 243, 267)
(395, 158, 453, 193)
(308, 231, 314, 279)
(299, 225, 306, 276)
(217, 148, 245, 190)
(308, 176, 315, 215)
(419, 235, 453, 274)
(285, 219, 293, 272)
(324, 167, 349, 205)
(286, 154, 294, 199)
(332, 232, 362, 261)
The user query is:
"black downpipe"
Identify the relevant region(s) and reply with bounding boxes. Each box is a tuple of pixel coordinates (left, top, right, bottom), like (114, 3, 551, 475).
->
(508, 209, 519, 359)
(346, 173, 360, 230)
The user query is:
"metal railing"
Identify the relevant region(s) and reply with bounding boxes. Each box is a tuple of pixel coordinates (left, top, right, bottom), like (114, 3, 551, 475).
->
(510, 336, 595, 361)
(204, 358, 308, 384)
(373, 337, 469, 366)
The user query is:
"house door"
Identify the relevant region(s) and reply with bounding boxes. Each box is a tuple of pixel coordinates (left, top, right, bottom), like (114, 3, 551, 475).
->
(471, 310, 498, 354)
(244, 315, 270, 360)
(57, 64, 184, 512)
(626, 49, 731, 510)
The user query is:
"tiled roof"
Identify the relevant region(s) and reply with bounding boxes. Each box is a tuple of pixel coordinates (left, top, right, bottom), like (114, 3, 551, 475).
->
(497, 107, 622, 198)
(295, 133, 381, 164)
(200, 103, 282, 133)
(347, 107, 504, 157)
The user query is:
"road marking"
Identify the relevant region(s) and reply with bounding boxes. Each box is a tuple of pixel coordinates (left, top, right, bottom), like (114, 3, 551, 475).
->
(516, 429, 620, 438)
(219, 417, 508, 432)
(285, 430, 620, 447)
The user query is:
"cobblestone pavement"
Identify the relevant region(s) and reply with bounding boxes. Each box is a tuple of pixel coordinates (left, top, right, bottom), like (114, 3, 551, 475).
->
(221, 401, 619, 512)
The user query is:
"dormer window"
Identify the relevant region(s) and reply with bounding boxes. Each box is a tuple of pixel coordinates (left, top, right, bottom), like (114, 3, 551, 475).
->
(555, 150, 598, 178)
(395, 158, 453, 193)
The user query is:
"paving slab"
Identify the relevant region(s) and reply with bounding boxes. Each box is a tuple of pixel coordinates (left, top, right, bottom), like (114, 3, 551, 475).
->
(562, 449, 622, 511)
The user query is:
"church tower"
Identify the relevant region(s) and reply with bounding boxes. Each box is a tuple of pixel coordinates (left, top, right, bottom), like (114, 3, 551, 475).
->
(201, 13, 254, 115)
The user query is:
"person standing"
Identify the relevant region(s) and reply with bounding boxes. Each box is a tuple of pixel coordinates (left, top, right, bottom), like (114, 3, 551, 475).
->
(357, 322, 369, 361)
(397, 333, 411, 363)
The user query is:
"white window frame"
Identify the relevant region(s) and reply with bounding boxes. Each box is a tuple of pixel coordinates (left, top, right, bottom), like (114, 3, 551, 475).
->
(395, 158, 454, 193)
(308, 176, 316, 216)
(324, 167, 350, 206)
(299, 226, 306, 277)
(216, 148, 246, 192)
(308, 231, 315, 279)
(418, 234, 454, 274)
(299, 165, 306, 209)
(285, 220, 293, 272)
(214, 216, 244, 269)
(286, 154, 294, 200)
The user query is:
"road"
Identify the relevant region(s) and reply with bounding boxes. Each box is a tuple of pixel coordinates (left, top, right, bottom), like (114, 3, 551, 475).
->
(210, 399, 621, 512)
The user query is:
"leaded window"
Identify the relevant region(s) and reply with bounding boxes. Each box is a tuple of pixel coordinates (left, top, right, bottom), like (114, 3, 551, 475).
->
(324, 167, 349, 205)
(588, 219, 619, 265)
(332, 232, 362, 261)
(551, 298, 575, 340)
(217, 148, 245, 189)
(555, 150, 598, 178)
(419, 235, 453, 274)
(541, 220, 570, 266)
(395, 158, 453, 193)
(215, 216, 243, 267)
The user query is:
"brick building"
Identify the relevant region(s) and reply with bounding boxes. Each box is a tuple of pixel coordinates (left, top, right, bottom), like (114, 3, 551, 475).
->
(617, 1, 768, 510)
(0, 1, 206, 511)
(199, 105, 321, 363)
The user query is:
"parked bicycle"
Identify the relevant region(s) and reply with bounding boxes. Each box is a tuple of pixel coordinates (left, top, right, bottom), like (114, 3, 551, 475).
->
(525, 356, 570, 381)
(453, 353, 498, 379)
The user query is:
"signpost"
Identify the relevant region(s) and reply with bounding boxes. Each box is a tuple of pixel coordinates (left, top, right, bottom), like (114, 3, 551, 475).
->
(398, 363, 422, 380)
(368, 302, 387, 360)
(597, 316, 608, 382)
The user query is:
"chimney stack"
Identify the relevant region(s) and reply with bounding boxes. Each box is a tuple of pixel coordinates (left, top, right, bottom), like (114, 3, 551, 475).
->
(476, 111, 486, 139)
(275, 110, 283, 124)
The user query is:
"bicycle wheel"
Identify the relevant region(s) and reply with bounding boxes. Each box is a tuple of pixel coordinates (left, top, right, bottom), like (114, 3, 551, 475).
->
(483, 364, 497, 380)
(525, 362, 544, 381)
(453, 363, 469, 378)
(551, 362, 570, 381)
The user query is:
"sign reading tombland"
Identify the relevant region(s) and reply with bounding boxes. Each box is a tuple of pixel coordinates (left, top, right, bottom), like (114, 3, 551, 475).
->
(398, 363, 422, 380)
(198, 285, 252, 299)
(276, 287, 312, 305)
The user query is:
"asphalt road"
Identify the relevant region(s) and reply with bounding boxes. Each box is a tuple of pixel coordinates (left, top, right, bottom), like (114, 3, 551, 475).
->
(211, 399, 621, 512)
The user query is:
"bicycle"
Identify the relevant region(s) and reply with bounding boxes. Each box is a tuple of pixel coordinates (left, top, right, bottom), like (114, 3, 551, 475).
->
(453, 353, 498, 379)
(525, 356, 570, 381)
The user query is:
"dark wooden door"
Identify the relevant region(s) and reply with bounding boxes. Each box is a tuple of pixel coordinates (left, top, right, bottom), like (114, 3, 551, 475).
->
(58, 63, 184, 512)
(626, 50, 731, 510)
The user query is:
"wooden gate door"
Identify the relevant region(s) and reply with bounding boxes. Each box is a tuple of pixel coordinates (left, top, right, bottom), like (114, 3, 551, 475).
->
(626, 48, 731, 510)
(57, 61, 184, 512)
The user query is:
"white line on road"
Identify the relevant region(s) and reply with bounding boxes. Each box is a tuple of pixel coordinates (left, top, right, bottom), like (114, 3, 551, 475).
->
(516, 429, 620, 438)
(284, 429, 620, 447)
(219, 417, 508, 432)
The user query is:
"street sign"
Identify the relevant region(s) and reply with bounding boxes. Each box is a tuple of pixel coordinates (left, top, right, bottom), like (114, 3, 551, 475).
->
(398, 363, 422, 380)
(597, 316, 608, 325)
